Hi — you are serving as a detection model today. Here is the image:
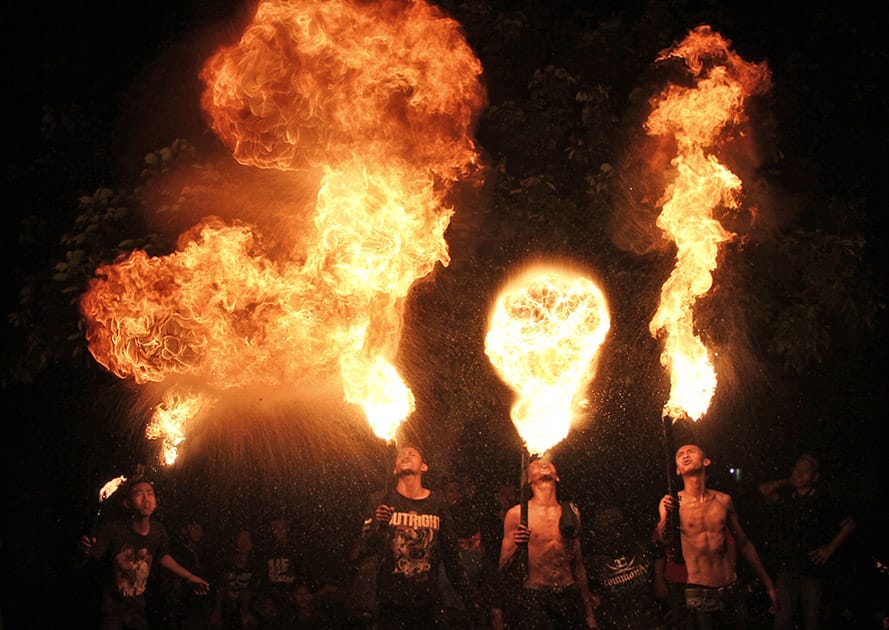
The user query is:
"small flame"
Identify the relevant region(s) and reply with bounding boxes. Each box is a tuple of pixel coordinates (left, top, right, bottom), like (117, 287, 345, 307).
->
(145, 389, 211, 465)
(485, 266, 610, 455)
(79, 0, 486, 456)
(98, 475, 127, 503)
(646, 26, 771, 421)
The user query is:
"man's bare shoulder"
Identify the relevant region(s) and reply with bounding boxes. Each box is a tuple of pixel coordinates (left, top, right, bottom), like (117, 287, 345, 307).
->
(503, 504, 521, 522)
(711, 489, 734, 509)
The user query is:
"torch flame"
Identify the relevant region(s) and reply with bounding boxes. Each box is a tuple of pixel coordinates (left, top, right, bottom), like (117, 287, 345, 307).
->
(485, 266, 610, 455)
(646, 26, 771, 421)
(80, 0, 486, 454)
(98, 475, 128, 503)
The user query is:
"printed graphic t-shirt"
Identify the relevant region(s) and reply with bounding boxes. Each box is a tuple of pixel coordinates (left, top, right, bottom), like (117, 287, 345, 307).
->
(90, 519, 170, 622)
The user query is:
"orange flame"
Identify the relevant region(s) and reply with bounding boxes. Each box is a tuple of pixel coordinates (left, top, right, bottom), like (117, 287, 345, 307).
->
(484, 265, 610, 455)
(646, 26, 771, 421)
(98, 475, 128, 502)
(80, 0, 486, 458)
(145, 389, 211, 465)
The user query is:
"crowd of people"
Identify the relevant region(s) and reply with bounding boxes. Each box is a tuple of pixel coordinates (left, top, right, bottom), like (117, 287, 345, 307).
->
(71, 439, 888, 629)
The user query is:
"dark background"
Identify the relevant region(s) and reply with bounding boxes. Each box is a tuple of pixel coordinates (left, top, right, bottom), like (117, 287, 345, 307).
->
(3, 0, 887, 627)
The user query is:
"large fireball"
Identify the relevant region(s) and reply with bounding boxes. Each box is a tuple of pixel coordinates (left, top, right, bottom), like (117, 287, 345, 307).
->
(485, 265, 610, 455)
(80, 0, 487, 460)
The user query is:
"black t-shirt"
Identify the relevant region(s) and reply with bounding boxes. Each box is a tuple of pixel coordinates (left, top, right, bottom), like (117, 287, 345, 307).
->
(362, 489, 461, 609)
(587, 539, 663, 630)
(765, 486, 850, 575)
(214, 552, 263, 618)
(89, 518, 171, 621)
(258, 538, 305, 606)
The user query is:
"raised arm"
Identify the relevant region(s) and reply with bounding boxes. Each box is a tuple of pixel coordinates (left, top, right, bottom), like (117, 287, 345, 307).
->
(758, 476, 790, 503)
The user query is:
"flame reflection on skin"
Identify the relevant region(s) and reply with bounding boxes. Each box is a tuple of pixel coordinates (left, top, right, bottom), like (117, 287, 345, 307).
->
(80, 0, 487, 460)
(646, 26, 771, 421)
(484, 265, 610, 455)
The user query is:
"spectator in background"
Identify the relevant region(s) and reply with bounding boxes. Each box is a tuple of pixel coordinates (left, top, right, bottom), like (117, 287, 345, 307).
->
(480, 480, 518, 571)
(257, 516, 303, 622)
(451, 510, 502, 629)
(759, 452, 856, 630)
(290, 579, 341, 628)
(153, 516, 212, 629)
(587, 504, 664, 629)
(211, 528, 261, 629)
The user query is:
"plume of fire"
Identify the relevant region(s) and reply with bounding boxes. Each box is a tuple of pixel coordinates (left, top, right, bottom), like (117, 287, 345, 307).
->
(80, 0, 486, 458)
(646, 26, 771, 421)
(484, 266, 611, 455)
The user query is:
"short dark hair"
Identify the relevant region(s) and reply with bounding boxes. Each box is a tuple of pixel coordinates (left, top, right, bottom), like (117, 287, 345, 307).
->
(675, 441, 707, 456)
(124, 477, 154, 497)
(797, 453, 820, 472)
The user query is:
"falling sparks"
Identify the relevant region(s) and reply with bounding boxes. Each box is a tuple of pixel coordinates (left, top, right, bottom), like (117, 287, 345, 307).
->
(80, 0, 486, 460)
(485, 265, 611, 455)
(646, 26, 771, 422)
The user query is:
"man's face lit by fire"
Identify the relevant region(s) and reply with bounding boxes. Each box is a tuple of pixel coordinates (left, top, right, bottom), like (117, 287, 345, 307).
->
(125, 481, 157, 518)
(393, 446, 427, 476)
(675, 444, 710, 476)
(528, 457, 559, 485)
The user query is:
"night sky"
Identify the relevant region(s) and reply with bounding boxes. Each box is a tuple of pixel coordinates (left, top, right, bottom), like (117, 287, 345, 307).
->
(4, 1, 887, 627)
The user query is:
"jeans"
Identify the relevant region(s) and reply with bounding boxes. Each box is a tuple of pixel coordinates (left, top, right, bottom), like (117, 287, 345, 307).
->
(773, 570, 823, 630)
(684, 582, 747, 630)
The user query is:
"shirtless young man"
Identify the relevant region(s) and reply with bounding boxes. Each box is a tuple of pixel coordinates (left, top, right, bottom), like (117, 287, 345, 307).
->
(656, 442, 778, 628)
(498, 455, 598, 629)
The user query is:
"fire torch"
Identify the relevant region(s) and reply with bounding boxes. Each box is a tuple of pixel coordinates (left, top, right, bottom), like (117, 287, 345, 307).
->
(661, 415, 683, 563)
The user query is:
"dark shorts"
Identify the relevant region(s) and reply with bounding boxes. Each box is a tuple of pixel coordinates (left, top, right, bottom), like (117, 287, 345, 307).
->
(512, 584, 587, 630)
(376, 601, 441, 630)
